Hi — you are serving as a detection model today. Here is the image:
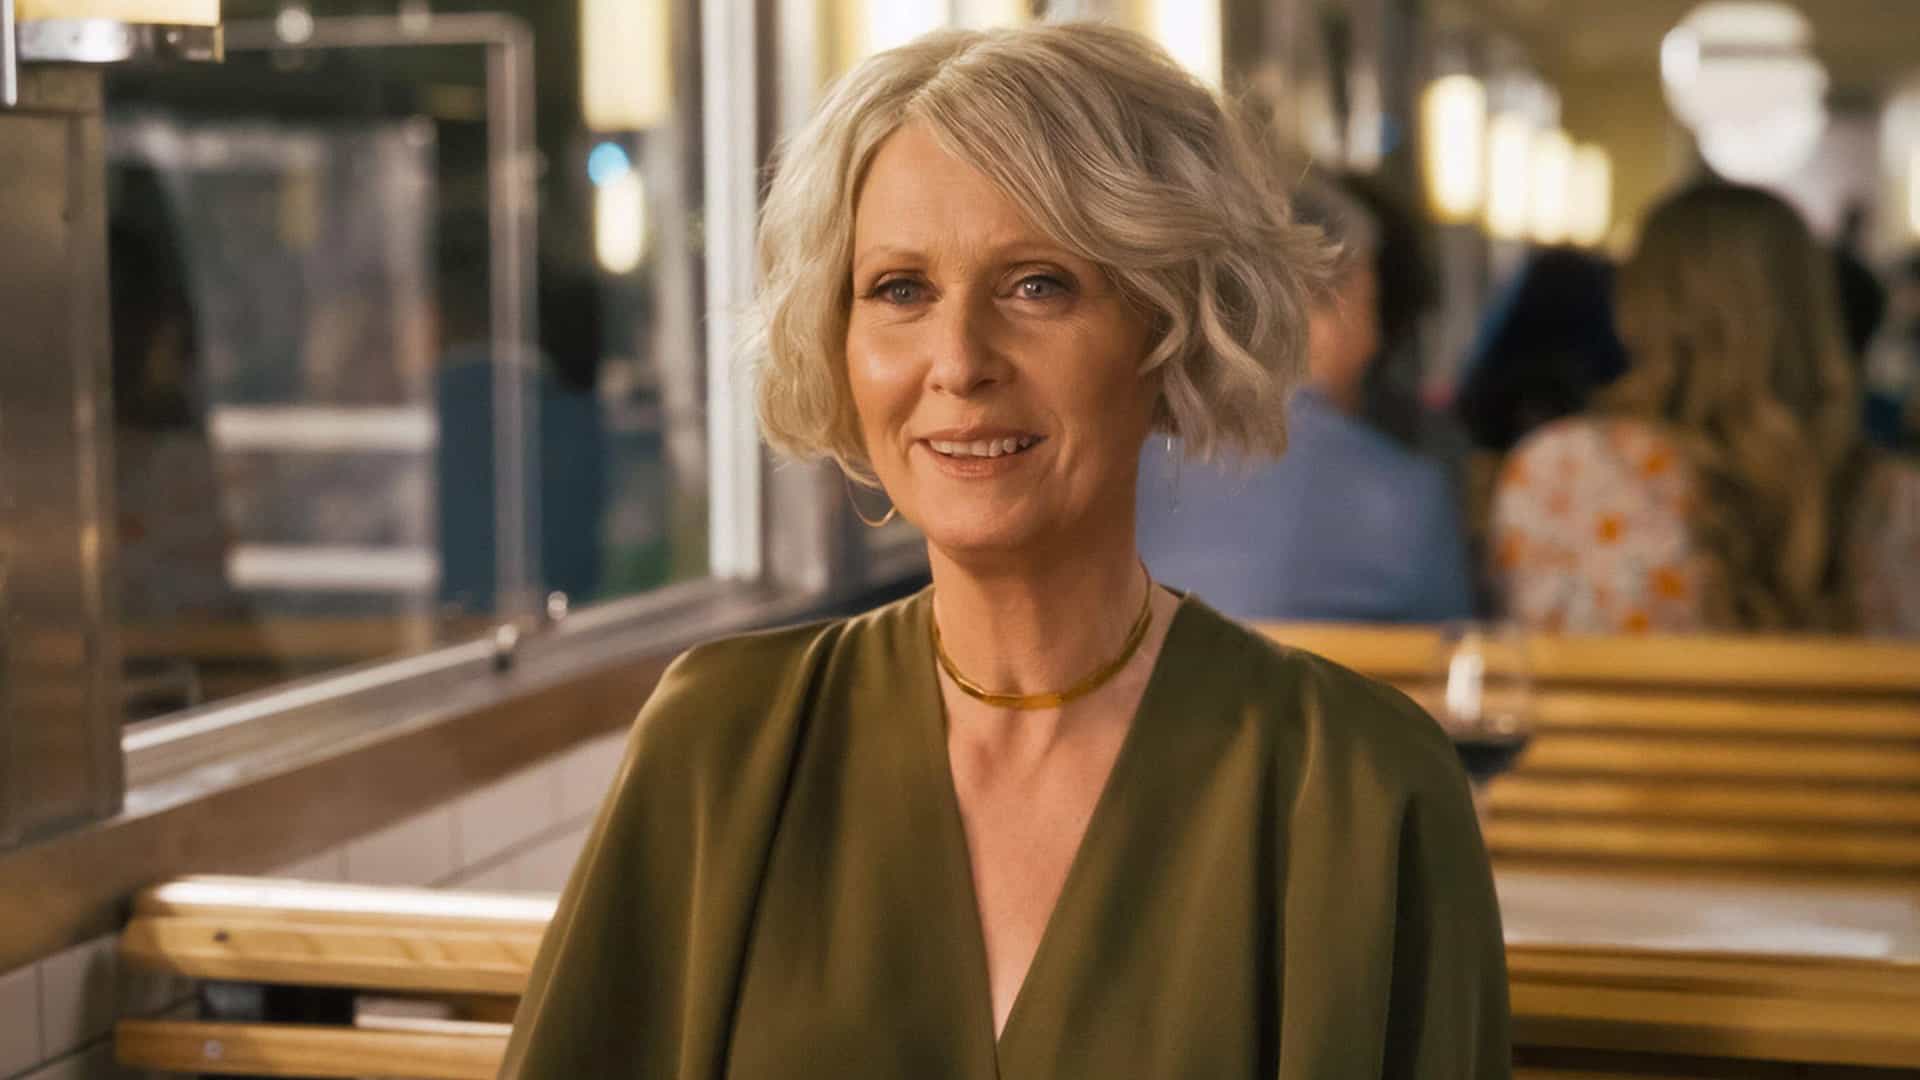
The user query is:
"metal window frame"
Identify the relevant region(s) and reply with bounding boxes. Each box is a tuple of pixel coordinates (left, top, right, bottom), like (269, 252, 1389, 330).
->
(97, 5, 796, 784)
(703, 0, 765, 581)
(220, 13, 543, 618)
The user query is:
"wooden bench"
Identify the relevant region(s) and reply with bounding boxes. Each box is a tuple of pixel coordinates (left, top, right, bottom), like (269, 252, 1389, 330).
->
(114, 627, 1920, 1077)
(114, 869, 1920, 1078)
(1255, 624, 1920, 880)
(116, 876, 540, 1078)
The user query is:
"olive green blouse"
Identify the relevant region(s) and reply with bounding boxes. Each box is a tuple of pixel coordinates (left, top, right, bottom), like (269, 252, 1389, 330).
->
(500, 589, 1510, 1078)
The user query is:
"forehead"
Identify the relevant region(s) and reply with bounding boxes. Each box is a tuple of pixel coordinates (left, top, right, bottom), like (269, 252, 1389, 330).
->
(851, 122, 1056, 256)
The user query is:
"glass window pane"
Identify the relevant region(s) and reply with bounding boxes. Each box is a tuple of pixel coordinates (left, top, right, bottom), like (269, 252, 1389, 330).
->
(104, 2, 707, 723)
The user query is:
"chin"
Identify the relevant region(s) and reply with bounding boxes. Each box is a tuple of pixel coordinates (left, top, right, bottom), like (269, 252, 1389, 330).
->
(915, 513, 1049, 563)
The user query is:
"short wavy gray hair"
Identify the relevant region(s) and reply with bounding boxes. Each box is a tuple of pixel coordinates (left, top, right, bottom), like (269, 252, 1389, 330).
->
(749, 21, 1329, 479)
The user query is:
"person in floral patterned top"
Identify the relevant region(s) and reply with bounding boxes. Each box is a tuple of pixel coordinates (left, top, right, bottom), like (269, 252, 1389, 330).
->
(1491, 183, 1920, 637)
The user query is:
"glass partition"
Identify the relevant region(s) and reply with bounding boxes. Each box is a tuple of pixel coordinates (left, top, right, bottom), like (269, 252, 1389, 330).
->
(102, 2, 711, 721)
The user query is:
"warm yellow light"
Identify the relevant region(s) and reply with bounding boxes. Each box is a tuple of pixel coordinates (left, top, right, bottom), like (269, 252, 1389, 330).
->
(1485, 114, 1533, 241)
(1527, 127, 1575, 245)
(18, 0, 219, 23)
(1910, 146, 1920, 239)
(581, 0, 671, 130)
(858, 0, 947, 57)
(1568, 143, 1613, 247)
(1421, 74, 1487, 223)
(1146, 0, 1222, 88)
(954, 0, 1028, 28)
(595, 171, 647, 274)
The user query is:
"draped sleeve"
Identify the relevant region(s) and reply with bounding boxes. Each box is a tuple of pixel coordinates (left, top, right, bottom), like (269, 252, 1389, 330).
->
(497, 622, 834, 1079)
(1259, 640, 1511, 1079)
(1373, 696, 1512, 1077)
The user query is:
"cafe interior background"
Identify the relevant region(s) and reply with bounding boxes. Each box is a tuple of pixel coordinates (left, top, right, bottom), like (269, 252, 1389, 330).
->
(1, 0, 1919, 1076)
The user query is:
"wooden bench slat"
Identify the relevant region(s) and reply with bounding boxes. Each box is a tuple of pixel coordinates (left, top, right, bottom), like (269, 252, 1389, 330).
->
(1531, 691, 1920, 739)
(115, 1019, 508, 1080)
(1505, 945, 1920, 1001)
(1489, 776, 1920, 826)
(1509, 979, 1920, 1070)
(120, 915, 542, 996)
(1257, 623, 1920, 693)
(1488, 818, 1920, 871)
(134, 876, 556, 932)
(1514, 1071, 1732, 1080)
(1515, 734, 1920, 783)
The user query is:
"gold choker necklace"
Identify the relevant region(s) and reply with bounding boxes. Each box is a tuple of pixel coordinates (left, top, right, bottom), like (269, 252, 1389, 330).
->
(932, 572, 1154, 711)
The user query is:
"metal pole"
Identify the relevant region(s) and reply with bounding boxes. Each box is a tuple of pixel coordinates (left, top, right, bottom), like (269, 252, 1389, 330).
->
(487, 25, 539, 619)
(703, 0, 763, 580)
(3, 0, 18, 108)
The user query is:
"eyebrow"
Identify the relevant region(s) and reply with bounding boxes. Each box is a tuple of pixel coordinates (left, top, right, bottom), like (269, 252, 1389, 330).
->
(850, 239, 1079, 275)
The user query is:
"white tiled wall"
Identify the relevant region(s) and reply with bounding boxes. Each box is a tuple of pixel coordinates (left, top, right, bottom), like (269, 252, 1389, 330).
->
(343, 806, 460, 888)
(0, 963, 41, 1077)
(0, 730, 631, 1080)
(38, 939, 115, 1064)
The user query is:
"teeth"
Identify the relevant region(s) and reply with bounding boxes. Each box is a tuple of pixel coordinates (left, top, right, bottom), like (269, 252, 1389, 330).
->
(929, 436, 1039, 458)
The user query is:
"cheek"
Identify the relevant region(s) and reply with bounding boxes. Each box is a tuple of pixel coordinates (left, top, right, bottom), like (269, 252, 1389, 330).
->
(1058, 336, 1156, 457)
(845, 332, 918, 446)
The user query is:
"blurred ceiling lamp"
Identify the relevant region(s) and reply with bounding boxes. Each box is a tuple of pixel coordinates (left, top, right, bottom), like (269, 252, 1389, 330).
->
(953, 0, 1028, 29)
(1885, 80, 1920, 239)
(1421, 74, 1488, 223)
(17, 0, 219, 20)
(1485, 113, 1533, 241)
(1145, 0, 1221, 88)
(594, 150, 647, 274)
(1910, 146, 1920, 239)
(1567, 143, 1613, 248)
(581, 0, 671, 130)
(1526, 127, 1574, 245)
(1660, 1, 1827, 183)
(858, 0, 947, 57)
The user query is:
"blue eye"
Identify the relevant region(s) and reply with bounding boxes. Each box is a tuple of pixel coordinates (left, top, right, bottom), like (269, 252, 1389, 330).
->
(874, 279, 924, 304)
(1016, 276, 1067, 300)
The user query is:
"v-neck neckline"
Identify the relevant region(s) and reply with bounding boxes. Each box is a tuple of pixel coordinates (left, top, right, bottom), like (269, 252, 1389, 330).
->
(905, 587, 1193, 1070)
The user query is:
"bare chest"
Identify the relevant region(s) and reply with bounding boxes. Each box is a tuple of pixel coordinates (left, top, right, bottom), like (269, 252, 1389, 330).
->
(945, 721, 1127, 1038)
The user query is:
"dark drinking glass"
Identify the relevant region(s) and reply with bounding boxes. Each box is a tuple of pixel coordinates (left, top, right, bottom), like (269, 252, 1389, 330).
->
(1433, 622, 1534, 819)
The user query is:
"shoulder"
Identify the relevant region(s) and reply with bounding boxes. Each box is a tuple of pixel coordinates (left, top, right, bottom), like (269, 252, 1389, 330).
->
(1499, 416, 1684, 507)
(1502, 416, 1602, 478)
(1176, 602, 1467, 800)
(628, 591, 925, 774)
(1299, 398, 1454, 489)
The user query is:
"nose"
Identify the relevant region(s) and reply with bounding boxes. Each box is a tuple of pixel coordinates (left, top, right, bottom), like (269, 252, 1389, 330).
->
(926, 294, 1006, 397)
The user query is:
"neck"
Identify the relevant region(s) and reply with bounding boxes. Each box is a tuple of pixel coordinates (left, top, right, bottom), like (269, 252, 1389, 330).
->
(927, 528, 1149, 703)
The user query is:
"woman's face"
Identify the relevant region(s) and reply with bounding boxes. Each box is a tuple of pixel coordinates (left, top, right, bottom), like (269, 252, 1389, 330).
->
(845, 123, 1158, 560)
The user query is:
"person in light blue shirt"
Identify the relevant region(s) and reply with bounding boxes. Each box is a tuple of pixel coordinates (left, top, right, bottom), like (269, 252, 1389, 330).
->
(1136, 177, 1474, 623)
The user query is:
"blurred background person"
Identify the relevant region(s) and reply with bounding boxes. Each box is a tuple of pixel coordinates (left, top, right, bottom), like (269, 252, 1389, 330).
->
(434, 256, 609, 617)
(1864, 250, 1920, 454)
(1832, 202, 1889, 365)
(1454, 247, 1627, 456)
(109, 165, 251, 629)
(1137, 174, 1474, 623)
(1491, 182, 1920, 637)
(1336, 171, 1443, 452)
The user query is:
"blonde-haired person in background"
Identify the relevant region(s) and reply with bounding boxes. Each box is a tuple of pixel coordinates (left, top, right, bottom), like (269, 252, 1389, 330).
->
(1491, 182, 1920, 636)
(503, 22, 1508, 1079)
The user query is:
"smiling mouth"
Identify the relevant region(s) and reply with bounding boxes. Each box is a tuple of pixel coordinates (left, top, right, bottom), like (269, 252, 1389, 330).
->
(925, 435, 1044, 460)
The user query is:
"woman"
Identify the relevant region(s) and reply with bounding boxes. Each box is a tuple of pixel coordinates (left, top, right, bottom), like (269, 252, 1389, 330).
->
(504, 23, 1508, 1078)
(1492, 183, 1920, 635)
